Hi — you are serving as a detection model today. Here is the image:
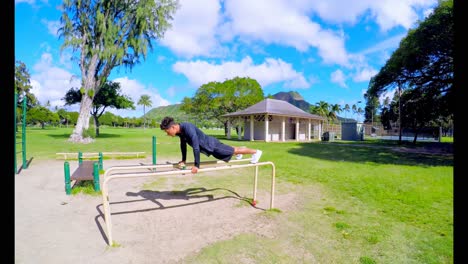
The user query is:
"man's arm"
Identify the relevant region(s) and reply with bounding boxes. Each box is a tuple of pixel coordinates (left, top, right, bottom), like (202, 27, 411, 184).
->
(184, 125, 201, 168)
(180, 136, 187, 163)
(190, 135, 201, 169)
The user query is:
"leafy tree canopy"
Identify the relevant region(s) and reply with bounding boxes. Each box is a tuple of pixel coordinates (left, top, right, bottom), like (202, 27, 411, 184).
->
(180, 77, 264, 133)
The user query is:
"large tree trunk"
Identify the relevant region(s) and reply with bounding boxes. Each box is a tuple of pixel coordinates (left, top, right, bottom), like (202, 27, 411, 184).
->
(69, 95, 94, 143)
(69, 55, 99, 143)
(93, 114, 100, 137)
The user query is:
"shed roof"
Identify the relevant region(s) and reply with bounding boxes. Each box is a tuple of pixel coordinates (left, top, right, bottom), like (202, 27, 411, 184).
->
(222, 98, 326, 120)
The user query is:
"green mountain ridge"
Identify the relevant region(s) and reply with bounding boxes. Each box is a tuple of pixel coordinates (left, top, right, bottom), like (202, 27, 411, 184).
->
(144, 91, 356, 122)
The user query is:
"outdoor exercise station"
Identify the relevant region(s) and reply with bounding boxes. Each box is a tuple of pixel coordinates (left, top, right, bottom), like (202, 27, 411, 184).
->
(100, 157, 276, 246)
(63, 152, 104, 194)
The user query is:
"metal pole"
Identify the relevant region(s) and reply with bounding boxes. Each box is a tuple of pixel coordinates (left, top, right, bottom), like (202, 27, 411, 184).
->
(78, 152, 83, 164)
(64, 162, 71, 195)
(93, 162, 100, 191)
(398, 83, 402, 143)
(99, 152, 103, 170)
(22, 96, 27, 169)
(253, 166, 258, 205)
(14, 93, 17, 174)
(152, 136, 156, 165)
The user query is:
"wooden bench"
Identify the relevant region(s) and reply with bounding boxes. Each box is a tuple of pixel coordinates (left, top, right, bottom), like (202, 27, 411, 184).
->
(64, 160, 101, 195)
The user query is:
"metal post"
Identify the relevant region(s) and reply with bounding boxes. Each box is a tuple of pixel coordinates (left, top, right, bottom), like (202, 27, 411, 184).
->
(14, 93, 17, 175)
(93, 162, 100, 192)
(22, 96, 27, 169)
(78, 152, 83, 164)
(99, 152, 103, 170)
(253, 166, 258, 205)
(64, 162, 71, 195)
(152, 136, 156, 165)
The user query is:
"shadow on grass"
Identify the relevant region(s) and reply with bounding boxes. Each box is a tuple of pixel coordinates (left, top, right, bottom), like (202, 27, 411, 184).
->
(47, 132, 122, 139)
(289, 142, 453, 167)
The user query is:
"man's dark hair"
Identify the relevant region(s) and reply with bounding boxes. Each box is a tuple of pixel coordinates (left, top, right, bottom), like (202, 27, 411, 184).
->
(160, 116, 175, 130)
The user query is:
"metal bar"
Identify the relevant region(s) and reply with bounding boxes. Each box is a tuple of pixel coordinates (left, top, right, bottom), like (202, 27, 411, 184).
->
(22, 95, 27, 169)
(93, 162, 100, 192)
(64, 162, 71, 195)
(101, 161, 275, 246)
(14, 93, 17, 175)
(152, 136, 156, 165)
(253, 166, 258, 204)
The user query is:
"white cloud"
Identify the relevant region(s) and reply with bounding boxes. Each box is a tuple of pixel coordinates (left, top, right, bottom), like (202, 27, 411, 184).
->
(42, 19, 61, 37)
(172, 56, 309, 89)
(304, 0, 437, 31)
(148, 0, 436, 69)
(160, 0, 225, 58)
(15, 0, 48, 6)
(330, 69, 347, 88)
(15, 0, 35, 4)
(28, 52, 170, 117)
(222, 0, 349, 65)
(112, 77, 171, 118)
(358, 34, 406, 56)
(352, 67, 378, 82)
(30, 52, 80, 110)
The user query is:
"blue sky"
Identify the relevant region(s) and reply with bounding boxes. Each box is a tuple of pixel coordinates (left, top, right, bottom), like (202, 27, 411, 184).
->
(15, 0, 438, 120)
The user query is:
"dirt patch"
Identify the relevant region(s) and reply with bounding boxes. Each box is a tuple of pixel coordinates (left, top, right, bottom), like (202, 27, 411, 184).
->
(15, 158, 299, 264)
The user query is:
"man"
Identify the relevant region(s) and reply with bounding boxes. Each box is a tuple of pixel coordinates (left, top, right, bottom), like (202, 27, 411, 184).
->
(160, 116, 262, 174)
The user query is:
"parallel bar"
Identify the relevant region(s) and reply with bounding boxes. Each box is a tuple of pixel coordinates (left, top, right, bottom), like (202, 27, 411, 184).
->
(101, 160, 275, 246)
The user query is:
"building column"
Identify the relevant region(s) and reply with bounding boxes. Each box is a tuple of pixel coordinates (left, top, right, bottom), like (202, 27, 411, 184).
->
(308, 119, 311, 141)
(281, 117, 285, 142)
(319, 121, 322, 141)
(265, 114, 269, 142)
(227, 118, 231, 139)
(295, 117, 299, 141)
(238, 118, 242, 140)
(250, 115, 254, 141)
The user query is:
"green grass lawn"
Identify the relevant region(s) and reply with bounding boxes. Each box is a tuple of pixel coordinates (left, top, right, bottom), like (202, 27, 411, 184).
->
(18, 126, 453, 263)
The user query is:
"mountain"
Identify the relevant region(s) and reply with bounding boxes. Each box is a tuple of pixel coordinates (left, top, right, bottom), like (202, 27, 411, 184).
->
(145, 104, 186, 122)
(271, 91, 311, 111)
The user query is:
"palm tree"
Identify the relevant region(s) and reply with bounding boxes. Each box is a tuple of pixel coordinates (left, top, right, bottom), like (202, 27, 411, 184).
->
(137, 95, 152, 129)
(315, 101, 330, 122)
(343, 104, 350, 119)
(329, 104, 342, 123)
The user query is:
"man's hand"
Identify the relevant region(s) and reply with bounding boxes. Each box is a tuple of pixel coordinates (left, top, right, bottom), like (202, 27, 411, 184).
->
(191, 166, 198, 174)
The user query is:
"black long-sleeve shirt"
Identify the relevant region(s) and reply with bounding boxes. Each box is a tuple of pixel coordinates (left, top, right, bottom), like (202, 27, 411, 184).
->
(176, 122, 221, 168)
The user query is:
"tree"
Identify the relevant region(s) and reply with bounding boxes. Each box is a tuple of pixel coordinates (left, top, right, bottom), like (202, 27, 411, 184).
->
(15, 60, 38, 108)
(364, 93, 380, 125)
(310, 101, 330, 121)
(367, 0, 453, 144)
(343, 104, 350, 118)
(59, 0, 179, 143)
(63, 81, 135, 136)
(138, 94, 152, 129)
(27, 106, 60, 129)
(329, 104, 342, 123)
(180, 77, 264, 135)
(382, 88, 444, 143)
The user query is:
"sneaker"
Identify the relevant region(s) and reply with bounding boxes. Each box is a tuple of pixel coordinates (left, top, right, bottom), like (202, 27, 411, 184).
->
(236, 154, 243, 160)
(250, 150, 262, 164)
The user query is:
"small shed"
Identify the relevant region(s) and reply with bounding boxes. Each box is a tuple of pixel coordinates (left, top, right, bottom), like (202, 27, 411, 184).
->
(341, 121, 364, 141)
(222, 98, 326, 142)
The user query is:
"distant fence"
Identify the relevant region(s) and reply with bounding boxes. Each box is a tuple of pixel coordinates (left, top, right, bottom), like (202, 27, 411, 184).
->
(323, 123, 442, 141)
